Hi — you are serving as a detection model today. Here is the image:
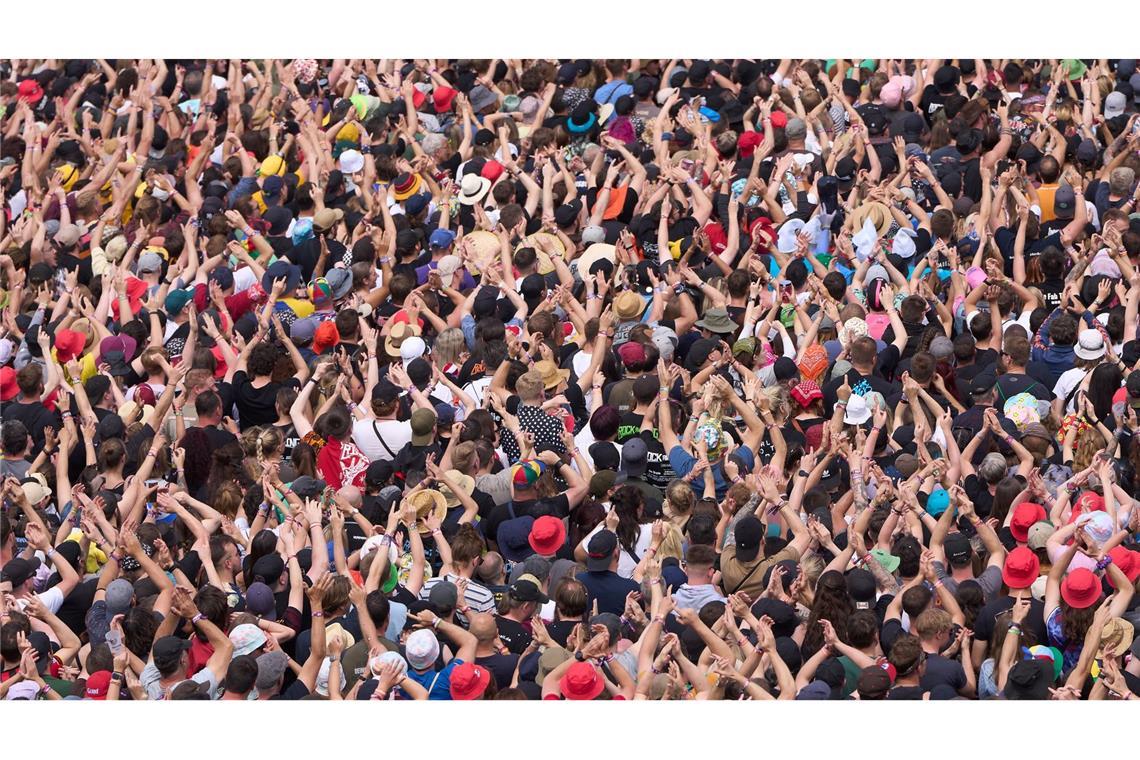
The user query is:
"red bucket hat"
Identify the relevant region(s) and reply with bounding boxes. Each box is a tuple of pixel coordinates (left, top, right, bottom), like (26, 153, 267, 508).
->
(1010, 502, 1046, 543)
(529, 515, 567, 556)
(1060, 568, 1101, 609)
(560, 661, 605, 700)
(1001, 547, 1040, 589)
(0, 367, 18, 402)
(1107, 547, 1140, 588)
(448, 662, 491, 700)
(53, 329, 87, 363)
(433, 87, 458, 113)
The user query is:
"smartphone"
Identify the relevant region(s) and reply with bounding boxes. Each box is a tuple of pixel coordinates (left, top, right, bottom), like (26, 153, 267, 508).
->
(679, 158, 695, 176)
(107, 628, 124, 656)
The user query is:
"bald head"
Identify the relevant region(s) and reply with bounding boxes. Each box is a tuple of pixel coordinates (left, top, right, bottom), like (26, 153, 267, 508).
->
(476, 551, 504, 584)
(338, 486, 362, 509)
(468, 612, 499, 643)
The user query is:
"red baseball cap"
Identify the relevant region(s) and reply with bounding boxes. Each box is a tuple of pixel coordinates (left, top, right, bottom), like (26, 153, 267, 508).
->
(1060, 568, 1101, 609)
(560, 661, 604, 700)
(703, 221, 727, 254)
(528, 515, 567, 556)
(481, 160, 505, 184)
(448, 662, 491, 700)
(18, 79, 44, 105)
(770, 111, 788, 129)
(1010, 502, 1046, 543)
(84, 670, 112, 700)
(1107, 547, 1140, 588)
(1001, 547, 1040, 590)
(0, 367, 18, 402)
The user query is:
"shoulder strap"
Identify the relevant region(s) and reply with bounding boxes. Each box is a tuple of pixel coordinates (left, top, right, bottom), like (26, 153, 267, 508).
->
(728, 557, 766, 595)
(1062, 372, 1087, 409)
(428, 668, 444, 696)
(372, 421, 397, 458)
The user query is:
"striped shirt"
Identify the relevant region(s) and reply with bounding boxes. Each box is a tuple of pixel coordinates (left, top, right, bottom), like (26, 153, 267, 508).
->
(419, 574, 496, 614)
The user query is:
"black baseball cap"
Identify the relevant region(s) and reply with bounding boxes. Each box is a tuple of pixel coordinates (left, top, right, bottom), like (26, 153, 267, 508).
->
(1, 557, 41, 587)
(846, 568, 876, 609)
(152, 636, 192, 665)
(733, 516, 764, 563)
(509, 577, 549, 604)
(586, 530, 618, 571)
(944, 533, 973, 565)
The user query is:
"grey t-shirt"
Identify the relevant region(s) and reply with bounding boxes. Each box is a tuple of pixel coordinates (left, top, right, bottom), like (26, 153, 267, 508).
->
(931, 563, 1003, 602)
(0, 458, 31, 481)
(140, 660, 220, 700)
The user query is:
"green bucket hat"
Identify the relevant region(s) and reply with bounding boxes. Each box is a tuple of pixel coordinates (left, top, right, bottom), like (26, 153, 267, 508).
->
(870, 549, 900, 574)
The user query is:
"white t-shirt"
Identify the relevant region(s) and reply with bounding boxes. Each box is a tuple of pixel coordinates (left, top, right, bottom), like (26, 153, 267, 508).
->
(15, 586, 65, 615)
(578, 522, 653, 579)
(352, 418, 412, 462)
(1052, 367, 1088, 413)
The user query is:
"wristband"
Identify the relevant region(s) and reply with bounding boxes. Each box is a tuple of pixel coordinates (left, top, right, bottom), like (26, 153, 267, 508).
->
(1095, 556, 1113, 572)
(191, 613, 204, 625)
(311, 611, 325, 618)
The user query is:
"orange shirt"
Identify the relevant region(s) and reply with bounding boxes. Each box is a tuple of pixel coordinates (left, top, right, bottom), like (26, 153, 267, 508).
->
(1037, 182, 1059, 223)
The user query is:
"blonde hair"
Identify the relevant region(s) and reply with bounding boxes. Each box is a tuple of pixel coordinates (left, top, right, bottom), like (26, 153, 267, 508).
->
(241, 425, 284, 480)
(433, 328, 466, 367)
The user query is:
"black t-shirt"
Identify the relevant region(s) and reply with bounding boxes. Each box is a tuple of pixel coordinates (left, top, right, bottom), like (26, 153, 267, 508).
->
(822, 371, 898, 417)
(0, 400, 61, 450)
(495, 616, 533, 655)
(962, 474, 996, 519)
(995, 373, 1053, 405)
(886, 684, 927, 700)
(973, 594, 1048, 647)
(286, 237, 349, 282)
(269, 678, 311, 700)
(920, 652, 967, 693)
(545, 619, 581, 649)
(232, 371, 299, 431)
(474, 652, 519, 689)
(880, 618, 905, 654)
(576, 570, 639, 617)
(484, 494, 571, 543)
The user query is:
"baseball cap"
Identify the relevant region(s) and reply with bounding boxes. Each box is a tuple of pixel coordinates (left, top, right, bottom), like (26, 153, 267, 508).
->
(846, 569, 876, 610)
(733, 516, 764, 563)
(509, 574, 550, 604)
(585, 530, 618, 571)
(429, 228, 456, 249)
(256, 651, 289, 690)
(1, 557, 41, 587)
(944, 533, 972, 565)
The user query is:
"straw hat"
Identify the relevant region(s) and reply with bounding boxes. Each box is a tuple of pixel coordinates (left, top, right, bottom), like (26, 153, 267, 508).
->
(1096, 618, 1134, 660)
(461, 230, 500, 275)
(575, 243, 616, 277)
(410, 489, 448, 533)
(534, 360, 570, 391)
(384, 321, 423, 357)
(614, 290, 645, 321)
(850, 202, 892, 237)
(439, 470, 476, 509)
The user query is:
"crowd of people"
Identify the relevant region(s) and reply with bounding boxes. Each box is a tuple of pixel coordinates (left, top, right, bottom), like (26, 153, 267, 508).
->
(1, 56, 1139, 702)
